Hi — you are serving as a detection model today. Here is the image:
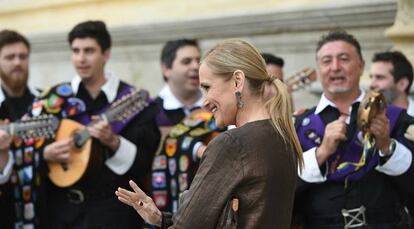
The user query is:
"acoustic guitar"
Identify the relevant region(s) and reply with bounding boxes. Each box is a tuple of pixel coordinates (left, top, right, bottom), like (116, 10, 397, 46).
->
(285, 67, 317, 92)
(0, 114, 59, 139)
(48, 89, 150, 188)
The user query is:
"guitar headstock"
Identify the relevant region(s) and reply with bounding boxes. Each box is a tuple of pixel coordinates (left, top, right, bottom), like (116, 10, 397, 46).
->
(285, 67, 317, 92)
(105, 89, 150, 122)
(8, 114, 59, 139)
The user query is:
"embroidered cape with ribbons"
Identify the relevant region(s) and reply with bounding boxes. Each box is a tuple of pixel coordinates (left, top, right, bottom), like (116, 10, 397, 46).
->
(296, 106, 403, 182)
(152, 110, 222, 213)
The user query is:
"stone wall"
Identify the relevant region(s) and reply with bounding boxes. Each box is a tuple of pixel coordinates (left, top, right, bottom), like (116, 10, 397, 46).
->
(26, 0, 397, 109)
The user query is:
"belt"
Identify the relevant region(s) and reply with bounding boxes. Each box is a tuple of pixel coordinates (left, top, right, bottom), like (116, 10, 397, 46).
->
(60, 188, 115, 204)
(306, 206, 400, 228)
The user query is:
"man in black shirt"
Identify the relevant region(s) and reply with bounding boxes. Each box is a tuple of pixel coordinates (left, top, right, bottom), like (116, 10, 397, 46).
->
(293, 30, 414, 228)
(152, 39, 222, 214)
(0, 30, 39, 121)
(39, 21, 160, 228)
(0, 29, 41, 229)
(155, 39, 203, 128)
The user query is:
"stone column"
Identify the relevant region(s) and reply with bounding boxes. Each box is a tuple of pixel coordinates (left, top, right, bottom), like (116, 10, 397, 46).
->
(385, 0, 414, 64)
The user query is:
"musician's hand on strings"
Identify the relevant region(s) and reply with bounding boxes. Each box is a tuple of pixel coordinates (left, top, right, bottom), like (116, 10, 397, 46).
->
(0, 130, 11, 152)
(316, 115, 348, 166)
(0, 119, 11, 153)
(0, 120, 12, 172)
(116, 180, 162, 227)
(88, 116, 120, 152)
(21, 114, 30, 120)
(370, 112, 392, 155)
(43, 139, 72, 163)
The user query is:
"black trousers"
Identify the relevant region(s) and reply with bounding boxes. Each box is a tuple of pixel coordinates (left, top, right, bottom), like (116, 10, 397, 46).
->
(45, 192, 144, 229)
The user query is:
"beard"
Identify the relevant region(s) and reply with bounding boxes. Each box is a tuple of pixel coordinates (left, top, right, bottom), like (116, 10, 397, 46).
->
(0, 67, 28, 93)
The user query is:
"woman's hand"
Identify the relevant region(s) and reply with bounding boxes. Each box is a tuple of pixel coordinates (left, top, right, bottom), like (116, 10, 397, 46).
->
(115, 180, 163, 227)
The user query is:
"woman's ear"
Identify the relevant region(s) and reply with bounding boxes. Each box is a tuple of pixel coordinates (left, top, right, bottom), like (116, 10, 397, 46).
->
(233, 70, 245, 91)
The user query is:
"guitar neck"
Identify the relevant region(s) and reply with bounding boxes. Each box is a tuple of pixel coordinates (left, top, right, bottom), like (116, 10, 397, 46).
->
(103, 89, 149, 124)
(0, 122, 36, 138)
(285, 67, 317, 92)
(0, 115, 59, 139)
(72, 90, 149, 148)
(0, 124, 14, 136)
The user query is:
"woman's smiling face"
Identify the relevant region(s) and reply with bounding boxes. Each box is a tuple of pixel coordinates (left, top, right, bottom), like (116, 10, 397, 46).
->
(199, 63, 238, 128)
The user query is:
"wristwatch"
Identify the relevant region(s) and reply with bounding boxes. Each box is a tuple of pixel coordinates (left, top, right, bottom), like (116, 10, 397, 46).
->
(379, 139, 396, 164)
(387, 138, 397, 155)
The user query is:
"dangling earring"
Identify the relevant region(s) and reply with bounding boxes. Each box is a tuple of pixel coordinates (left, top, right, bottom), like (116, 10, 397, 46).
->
(235, 91, 244, 109)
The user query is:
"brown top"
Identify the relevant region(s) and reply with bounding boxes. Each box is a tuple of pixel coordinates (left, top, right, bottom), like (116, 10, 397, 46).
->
(168, 119, 297, 228)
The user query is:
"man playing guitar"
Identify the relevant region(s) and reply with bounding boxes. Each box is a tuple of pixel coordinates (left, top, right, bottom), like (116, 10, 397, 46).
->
(33, 21, 160, 228)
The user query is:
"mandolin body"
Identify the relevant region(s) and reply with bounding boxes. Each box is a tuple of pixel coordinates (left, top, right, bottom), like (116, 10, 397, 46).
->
(48, 119, 104, 188)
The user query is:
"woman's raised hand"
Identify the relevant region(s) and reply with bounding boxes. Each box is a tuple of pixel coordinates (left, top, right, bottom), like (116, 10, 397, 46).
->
(115, 180, 163, 227)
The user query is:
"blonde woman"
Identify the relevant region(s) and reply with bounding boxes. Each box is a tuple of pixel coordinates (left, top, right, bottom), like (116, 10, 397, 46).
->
(116, 39, 303, 228)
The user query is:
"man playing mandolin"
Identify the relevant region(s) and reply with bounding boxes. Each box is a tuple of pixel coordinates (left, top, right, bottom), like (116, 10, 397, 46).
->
(293, 30, 414, 228)
(32, 21, 160, 228)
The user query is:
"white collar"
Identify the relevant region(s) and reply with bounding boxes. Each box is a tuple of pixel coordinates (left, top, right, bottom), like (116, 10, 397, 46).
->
(158, 85, 203, 112)
(0, 83, 40, 104)
(71, 72, 120, 103)
(407, 97, 414, 117)
(314, 90, 365, 116)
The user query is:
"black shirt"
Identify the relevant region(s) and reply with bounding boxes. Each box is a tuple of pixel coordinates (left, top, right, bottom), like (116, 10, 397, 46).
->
(0, 87, 35, 121)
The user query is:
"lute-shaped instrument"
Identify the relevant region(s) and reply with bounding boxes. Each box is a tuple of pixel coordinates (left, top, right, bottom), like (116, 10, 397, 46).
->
(48, 89, 150, 187)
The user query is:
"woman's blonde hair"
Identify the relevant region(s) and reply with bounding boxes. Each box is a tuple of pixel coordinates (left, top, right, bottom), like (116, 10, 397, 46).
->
(202, 39, 303, 171)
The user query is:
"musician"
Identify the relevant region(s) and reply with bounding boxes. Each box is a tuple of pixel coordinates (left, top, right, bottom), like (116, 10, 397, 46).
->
(369, 51, 414, 116)
(33, 21, 160, 228)
(0, 30, 42, 228)
(260, 52, 300, 111)
(152, 39, 221, 214)
(293, 30, 414, 228)
(155, 39, 203, 128)
(261, 52, 284, 81)
(117, 39, 303, 228)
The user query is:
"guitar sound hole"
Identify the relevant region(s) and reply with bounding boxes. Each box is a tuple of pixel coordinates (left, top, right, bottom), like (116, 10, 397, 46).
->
(62, 163, 68, 171)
